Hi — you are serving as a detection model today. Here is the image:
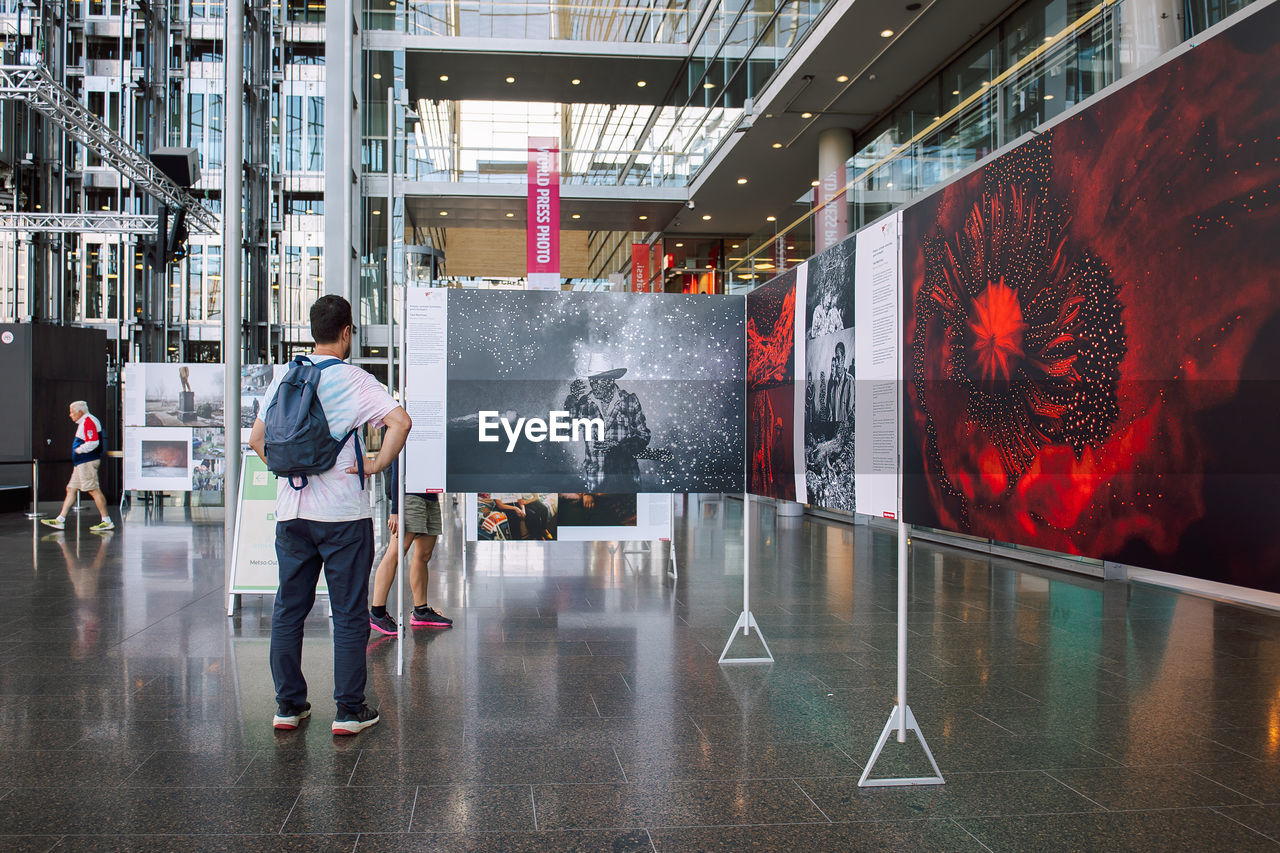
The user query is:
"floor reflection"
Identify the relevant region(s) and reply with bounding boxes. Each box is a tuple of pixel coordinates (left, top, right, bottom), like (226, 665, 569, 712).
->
(0, 497, 1277, 847)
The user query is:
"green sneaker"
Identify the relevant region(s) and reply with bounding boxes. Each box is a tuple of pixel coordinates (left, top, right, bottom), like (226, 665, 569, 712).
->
(89, 519, 115, 532)
(40, 518, 65, 530)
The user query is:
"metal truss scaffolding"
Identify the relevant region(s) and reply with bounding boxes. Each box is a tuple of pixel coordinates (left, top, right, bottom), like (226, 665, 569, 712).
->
(0, 212, 159, 235)
(0, 63, 219, 234)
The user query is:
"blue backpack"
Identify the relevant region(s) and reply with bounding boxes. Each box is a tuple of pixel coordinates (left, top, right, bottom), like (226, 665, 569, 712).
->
(262, 356, 364, 491)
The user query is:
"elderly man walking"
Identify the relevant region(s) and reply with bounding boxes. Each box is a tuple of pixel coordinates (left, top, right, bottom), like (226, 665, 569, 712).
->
(41, 400, 114, 533)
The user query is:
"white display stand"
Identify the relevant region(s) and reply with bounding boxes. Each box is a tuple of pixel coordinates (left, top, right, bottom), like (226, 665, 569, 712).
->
(718, 493, 774, 664)
(855, 211, 942, 787)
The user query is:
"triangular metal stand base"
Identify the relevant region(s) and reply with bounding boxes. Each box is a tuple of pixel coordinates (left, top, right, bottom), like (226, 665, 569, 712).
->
(717, 610, 774, 664)
(858, 704, 945, 787)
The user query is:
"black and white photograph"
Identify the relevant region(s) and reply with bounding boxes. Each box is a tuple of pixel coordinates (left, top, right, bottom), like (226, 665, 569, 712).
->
(445, 290, 745, 493)
(805, 235, 857, 513)
(805, 232, 855, 340)
(145, 363, 224, 427)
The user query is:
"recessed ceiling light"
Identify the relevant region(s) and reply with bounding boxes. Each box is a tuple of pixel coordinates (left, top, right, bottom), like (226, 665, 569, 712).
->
(102, 205, 110, 210)
(571, 213, 581, 219)
(134, 262, 143, 270)
(880, 28, 894, 37)
(675, 242, 684, 247)
(639, 215, 648, 220)
(439, 75, 449, 82)
(801, 112, 812, 119)
(636, 80, 646, 87)
(766, 215, 776, 222)
(703, 81, 716, 89)
(736, 177, 748, 184)
(1043, 94, 1055, 100)
(706, 264, 713, 269)
(731, 244, 739, 249)
(505, 212, 515, 217)
(981, 81, 990, 87)
(506, 76, 515, 83)
(811, 180, 820, 186)
(771, 142, 782, 149)
(372, 73, 382, 80)
(571, 78, 581, 85)
(439, 210, 448, 216)
(952, 89, 960, 95)
(372, 209, 382, 215)
(701, 214, 711, 220)
(836, 74, 849, 83)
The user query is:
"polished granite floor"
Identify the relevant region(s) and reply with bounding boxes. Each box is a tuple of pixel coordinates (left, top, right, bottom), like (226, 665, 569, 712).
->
(3, 496, 1280, 851)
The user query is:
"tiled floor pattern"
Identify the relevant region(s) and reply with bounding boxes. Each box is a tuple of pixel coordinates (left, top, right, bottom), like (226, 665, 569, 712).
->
(3, 496, 1280, 850)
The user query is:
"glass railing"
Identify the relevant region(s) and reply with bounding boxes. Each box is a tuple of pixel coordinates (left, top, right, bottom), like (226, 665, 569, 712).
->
(363, 140, 701, 187)
(363, 0, 701, 42)
(727, 0, 1259, 281)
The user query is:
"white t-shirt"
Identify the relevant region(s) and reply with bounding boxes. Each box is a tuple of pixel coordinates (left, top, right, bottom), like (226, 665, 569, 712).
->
(260, 355, 397, 522)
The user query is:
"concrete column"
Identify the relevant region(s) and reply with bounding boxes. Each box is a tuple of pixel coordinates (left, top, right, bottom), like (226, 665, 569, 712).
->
(815, 127, 854, 253)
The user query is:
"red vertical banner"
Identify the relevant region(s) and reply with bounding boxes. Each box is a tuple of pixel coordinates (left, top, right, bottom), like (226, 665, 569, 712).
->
(631, 243, 651, 292)
(815, 163, 849, 252)
(527, 137, 560, 290)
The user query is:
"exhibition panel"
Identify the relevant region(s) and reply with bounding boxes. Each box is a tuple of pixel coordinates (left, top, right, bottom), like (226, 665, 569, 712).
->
(119, 364, 285, 493)
(746, 263, 807, 503)
(902, 1, 1280, 591)
(804, 235, 858, 514)
(404, 290, 747, 495)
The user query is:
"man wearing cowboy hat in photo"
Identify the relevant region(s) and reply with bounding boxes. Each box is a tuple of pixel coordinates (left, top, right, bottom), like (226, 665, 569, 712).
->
(563, 351, 651, 492)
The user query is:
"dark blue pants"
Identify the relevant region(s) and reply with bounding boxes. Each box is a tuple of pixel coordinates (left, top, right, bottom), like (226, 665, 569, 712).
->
(270, 518, 373, 711)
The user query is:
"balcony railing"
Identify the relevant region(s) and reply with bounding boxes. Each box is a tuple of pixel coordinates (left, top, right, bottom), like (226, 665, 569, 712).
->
(363, 0, 699, 42)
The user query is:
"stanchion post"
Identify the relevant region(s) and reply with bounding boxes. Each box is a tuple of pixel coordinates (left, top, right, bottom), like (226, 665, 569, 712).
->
(718, 493, 774, 664)
(25, 459, 43, 519)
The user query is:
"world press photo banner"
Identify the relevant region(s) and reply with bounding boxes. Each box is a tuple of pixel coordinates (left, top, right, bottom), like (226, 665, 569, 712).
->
(406, 289, 746, 494)
(902, 0, 1280, 592)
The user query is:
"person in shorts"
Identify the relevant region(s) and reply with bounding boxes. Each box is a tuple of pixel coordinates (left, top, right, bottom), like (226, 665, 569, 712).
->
(41, 401, 114, 533)
(368, 459, 452, 634)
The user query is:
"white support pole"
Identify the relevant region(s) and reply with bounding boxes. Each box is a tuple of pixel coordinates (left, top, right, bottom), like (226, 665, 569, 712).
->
(396, 279, 408, 676)
(666, 493, 678, 579)
(718, 493, 773, 664)
(222, 0, 243, 609)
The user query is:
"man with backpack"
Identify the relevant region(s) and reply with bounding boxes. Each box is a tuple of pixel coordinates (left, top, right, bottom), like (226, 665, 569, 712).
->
(248, 295, 412, 736)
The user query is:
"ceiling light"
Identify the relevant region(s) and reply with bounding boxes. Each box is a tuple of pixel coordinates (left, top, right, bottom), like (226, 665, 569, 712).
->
(836, 74, 849, 83)
(811, 180, 820, 187)
(701, 214, 711, 221)
(372, 209, 381, 215)
(766, 215, 776, 222)
(731, 244, 739, 249)
(981, 81, 990, 87)
(703, 81, 716, 89)
(134, 263, 143, 270)
(771, 142, 782, 149)
(736, 177, 748, 184)
(439, 75, 449, 82)
(880, 28, 894, 37)
(952, 89, 960, 95)
(639, 215, 648, 221)
(636, 80, 646, 88)
(675, 242, 684, 247)
(102, 205, 110, 210)
(1044, 94, 1055, 100)
(571, 213, 581, 219)
(706, 264, 713, 269)
(571, 78, 581, 85)
(505, 212, 515, 217)
(801, 112, 812, 119)
(372, 73, 382, 80)
(505, 76, 515, 83)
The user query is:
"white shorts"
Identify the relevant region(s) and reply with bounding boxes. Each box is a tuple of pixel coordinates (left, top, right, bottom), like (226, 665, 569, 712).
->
(68, 460, 100, 492)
